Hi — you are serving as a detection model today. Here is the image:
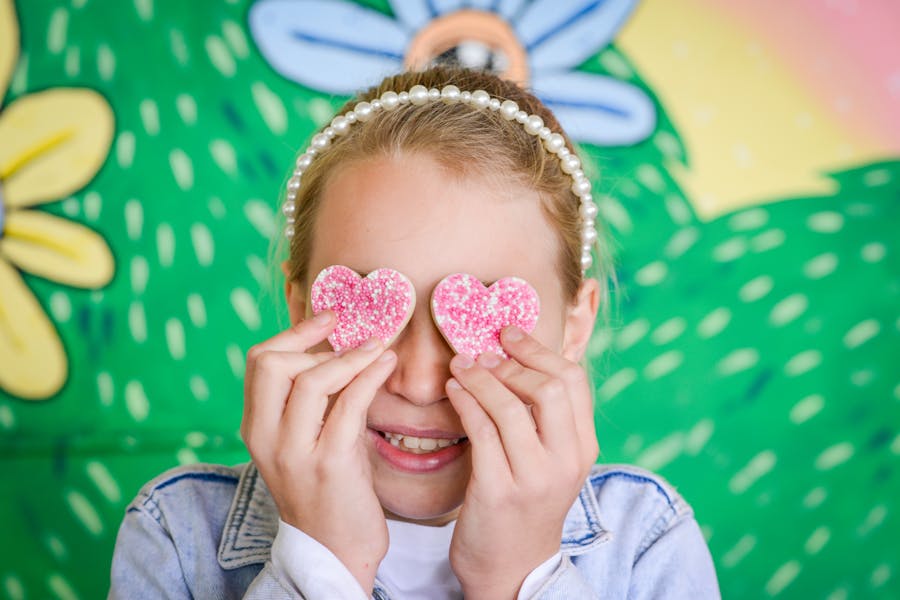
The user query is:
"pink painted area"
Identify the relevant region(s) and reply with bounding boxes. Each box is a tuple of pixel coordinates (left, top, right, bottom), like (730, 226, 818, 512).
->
(705, 0, 900, 152)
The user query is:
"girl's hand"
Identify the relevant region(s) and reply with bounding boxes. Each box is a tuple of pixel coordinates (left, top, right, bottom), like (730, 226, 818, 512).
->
(445, 326, 600, 599)
(241, 311, 397, 594)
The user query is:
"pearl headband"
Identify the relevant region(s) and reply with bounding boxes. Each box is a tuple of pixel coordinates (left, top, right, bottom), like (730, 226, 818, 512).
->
(282, 84, 599, 273)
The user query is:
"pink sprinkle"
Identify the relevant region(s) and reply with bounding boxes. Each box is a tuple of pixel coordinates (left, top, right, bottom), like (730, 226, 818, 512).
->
(431, 273, 540, 358)
(310, 265, 415, 352)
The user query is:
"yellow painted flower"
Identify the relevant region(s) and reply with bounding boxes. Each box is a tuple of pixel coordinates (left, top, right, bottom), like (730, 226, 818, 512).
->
(0, 0, 114, 400)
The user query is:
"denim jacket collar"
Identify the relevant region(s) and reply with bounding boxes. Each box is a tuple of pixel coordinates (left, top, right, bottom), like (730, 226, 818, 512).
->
(217, 462, 610, 571)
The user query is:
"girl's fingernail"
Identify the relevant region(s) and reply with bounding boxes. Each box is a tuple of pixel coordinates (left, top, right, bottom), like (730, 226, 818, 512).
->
(447, 378, 462, 389)
(378, 350, 396, 363)
(313, 311, 332, 325)
(477, 352, 501, 368)
(453, 354, 474, 370)
(361, 337, 380, 351)
(504, 326, 524, 342)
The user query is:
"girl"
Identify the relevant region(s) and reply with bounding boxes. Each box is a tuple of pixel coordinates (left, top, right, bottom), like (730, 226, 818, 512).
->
(109, 65, 720, 599)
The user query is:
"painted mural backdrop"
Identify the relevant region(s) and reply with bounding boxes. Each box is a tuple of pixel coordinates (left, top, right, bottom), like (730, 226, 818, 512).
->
(1, 0, 898, 597)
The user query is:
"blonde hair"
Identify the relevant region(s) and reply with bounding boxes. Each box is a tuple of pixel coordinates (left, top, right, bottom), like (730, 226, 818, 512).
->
(277, 65, 617, 330)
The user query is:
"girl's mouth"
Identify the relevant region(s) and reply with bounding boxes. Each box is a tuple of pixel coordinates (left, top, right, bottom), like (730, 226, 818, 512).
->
(368, 428, 469, 473)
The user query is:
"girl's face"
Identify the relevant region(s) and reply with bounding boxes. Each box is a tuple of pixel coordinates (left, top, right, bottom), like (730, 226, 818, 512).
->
(286, 151, 597, 524)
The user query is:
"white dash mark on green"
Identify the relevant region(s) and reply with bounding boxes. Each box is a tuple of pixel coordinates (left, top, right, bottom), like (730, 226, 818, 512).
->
(134, 0, 153, 21)
(169, 28, 189, 65)
(769, 293, 807, 327)
(48, 573, 80, 600)
(804, 526, 830, 555)
(130, 255, 148, 294)
(664, 194, 691, 226)
(712, 237, 748, 262)
(803, 486, 827, 509)
(96, 43, 115, 80)
(815, 442, 853, 470)
(125, 380, 149, 422)
(190, 375, 210, 401)
(596, 368, 636, 402)
(697, 307, 731, 338)
(177, 448, 199, 465)
(49, 291, 71, 322)
(66, 489, 103, 536)
(729, 208, 768, 231)
(789, 394, 824, 424)
(231, 288, 261, 331)
(652, 130, 681, 160)
(749, 228, 785, 253)
(10, 52, 28, 95)
(664, 227, 698, 259)
(636, 432, 684, 471)
(0, 404, 15, 429)
(857, 504, 887, 536)
(222, 19, 250, 57)
(208, 196, 227, 218)
(190, 223, 215, 266)
(870, 563, 891, 588)
(634, 261, 667, 286)
(826, 587, 848, 600)
(891, 433, 900, 455)
(64, 46, 80, 77)
(598, 49, 633, 79)
(45, 533, 67, 560)
(596, 195, 632, 234)
(96, 371, 114, 406)
(62, 197, 79, 216)
(765, 560, 800, 596)
(784, 349, 822, 376)
(252, 81, 288, 135)
(124, 199, 143, 240)
(186, 431, 208, 447)
(116, 131, 135, 169)
(226, 344, 245, 377)
(187, 293, 207, 328)
(643, 350, 683, 380)
(843, 318, 880, 349)
(156, 222, 176, 266)
(86, 460, 121, 503)
(176, 93, 197, 125)
(807, 210, 844, 233)
(729, 450, 775, 493)
(651, 317, 686, 345)
(863, 168, 891, 186)
(685, 419, 714, 455)
(716, 347, 758, 376)
(210, 139, 238, 176)
(635, 164, 665, 193)
(169, 149, 194, 190)
(205, 35, 236, 77)
(83, 191, 101, 221)
(861, 242, 886, 263)
(129, 301, 147, 343)
(139, 98, 159, 136)
(47, 8, 69, 54)
(166, 318, 186, 360)
(739, 275, 773, 302)
(306, 97, 335, 126)
(246, 254, 268, 285)
(244, 199, 277, 238)
(803, 252, 838, 279)
(4, 575, 24, 600)
(614, 318, 650, 351)
(721, 534, 755, 568)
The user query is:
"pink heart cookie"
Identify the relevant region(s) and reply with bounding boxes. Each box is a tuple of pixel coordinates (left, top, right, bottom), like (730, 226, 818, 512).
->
(310, 265, 416, 352)
(431, 273, 540, 359)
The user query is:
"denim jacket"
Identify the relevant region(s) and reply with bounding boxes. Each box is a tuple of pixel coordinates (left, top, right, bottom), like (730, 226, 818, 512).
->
(109, 461, 720, 599)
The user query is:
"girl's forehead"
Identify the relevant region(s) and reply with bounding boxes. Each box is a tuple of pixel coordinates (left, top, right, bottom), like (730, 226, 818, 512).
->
(309, 154, 559, 288)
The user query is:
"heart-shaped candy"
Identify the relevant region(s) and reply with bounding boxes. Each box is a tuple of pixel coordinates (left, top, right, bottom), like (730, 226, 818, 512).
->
(310, 265, 416, 352)
(431, 273, 540, 359)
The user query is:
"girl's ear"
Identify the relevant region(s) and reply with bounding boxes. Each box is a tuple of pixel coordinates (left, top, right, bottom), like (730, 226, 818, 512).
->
(281, 260, 308, 325)
(561, 277, 601, 363)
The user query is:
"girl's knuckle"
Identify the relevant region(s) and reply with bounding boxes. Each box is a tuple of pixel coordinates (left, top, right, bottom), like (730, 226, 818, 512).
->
(537, 378, 566, 400)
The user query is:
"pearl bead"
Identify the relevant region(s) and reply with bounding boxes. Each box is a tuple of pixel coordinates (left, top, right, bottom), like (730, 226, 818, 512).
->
(371, 99, 382, 110)
(409, 84, 429, 105)
(295, 153, 314, 171)
(345, 112, 357, 123)
(557, 147, 570, 158)
(471, 90, 490, 109)
(286, 176, 301, 192)
(515, 110, 528, 123)
(581, 254, 593, 270)
(380, 91, 399, 110)
(538, 126, 551, 139)
(441, 84, 461, 103)
(460, 90, 471, 102)
(311, 133, 330, 150)
(572, 169, 584, 180)
(330, 116, 349, 135)
(354, 101, 373, 122)
(544, 133, 565, 153)
(286, 189, 297, 202)
(282, 201, 297, 217)
(322, 126, 335, 138)
(284, 224, 295, 238)
(580, 201, 599, 219)
(572, 178, 591, 196)
(429, 88, 440, 100)
(499, 100, 518, 120)
(489, 98, 501, 111)
(525, 115, 544, 135)
(398, 91, 409, 103)
(583, 226, 598, 243)
(582, 242, 594, 253)
(561, 154, 581, 174)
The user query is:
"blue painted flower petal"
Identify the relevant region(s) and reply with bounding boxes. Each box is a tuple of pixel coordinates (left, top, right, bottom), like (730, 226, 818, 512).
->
(432, 0, 467, 15)
(514, 0, 637, 71)
(387, 0, 436, 31)
(249, 0, 407, 94)
(494, 0, 530, 19)
(532, 70, 656, 146)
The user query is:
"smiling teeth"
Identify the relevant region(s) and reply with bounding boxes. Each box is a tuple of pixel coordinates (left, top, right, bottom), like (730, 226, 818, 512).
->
(383, 432, 462, 453)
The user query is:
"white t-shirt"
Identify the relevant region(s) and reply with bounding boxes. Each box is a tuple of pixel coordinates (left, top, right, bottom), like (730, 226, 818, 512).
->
(271, 518, 561, 599)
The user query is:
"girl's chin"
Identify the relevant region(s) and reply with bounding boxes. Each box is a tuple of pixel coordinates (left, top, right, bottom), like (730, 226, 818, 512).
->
(371, 468, 468, 524)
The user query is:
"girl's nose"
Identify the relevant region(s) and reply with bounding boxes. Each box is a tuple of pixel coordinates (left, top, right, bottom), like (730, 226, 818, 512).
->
(383, 312, 453, 407)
